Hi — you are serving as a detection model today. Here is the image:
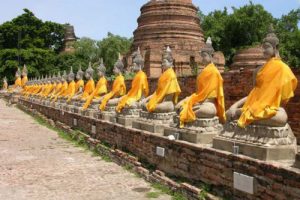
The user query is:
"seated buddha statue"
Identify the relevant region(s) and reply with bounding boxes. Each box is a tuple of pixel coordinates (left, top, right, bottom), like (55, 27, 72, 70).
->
(226, 25, 298, 128)
(116, 47, 149, 113)
(78, 62, 95, 102)
(43, 75, 56, 99)
(99, 54, 126, 111)
(50, 72, 63, 100)
(53, 71, 68, 102)
(2, 77, 8, 91)
(82, 58, 107, 110)
(68, 65, 85, 102)
(176, 38, 226, 128)
(21, 64, 28, 88)
(140, 46, 181, 113)
(8, 68, 22, 93)
(63, 67, 76, 102)
(213, 25, 298, 161)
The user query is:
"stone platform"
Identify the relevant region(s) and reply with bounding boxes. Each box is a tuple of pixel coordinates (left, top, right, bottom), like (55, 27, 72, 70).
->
(213, 122, 297, 161)
(132, 111, 175, 134)
(116, 108, 141, 127)
(164, 117, 222, 144)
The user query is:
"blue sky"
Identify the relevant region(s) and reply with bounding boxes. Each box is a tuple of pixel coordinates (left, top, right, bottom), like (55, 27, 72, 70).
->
(0, 0, 299, 40)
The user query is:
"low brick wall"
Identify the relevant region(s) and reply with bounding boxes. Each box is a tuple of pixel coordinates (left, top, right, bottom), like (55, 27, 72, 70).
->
(20, 99, 300, 200)
(121, 69, 300, 144)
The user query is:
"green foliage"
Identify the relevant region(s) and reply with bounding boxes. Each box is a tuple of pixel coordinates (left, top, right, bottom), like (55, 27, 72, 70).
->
(0, 8, 64, 52)
(97, 32, 132, 74)
(146, 191, 160, 199)
(200, 2, 299, 68)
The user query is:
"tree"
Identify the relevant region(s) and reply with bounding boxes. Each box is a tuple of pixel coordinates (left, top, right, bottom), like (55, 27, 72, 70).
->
(0, 9, 65, 85)
(97, 32, 132, 75)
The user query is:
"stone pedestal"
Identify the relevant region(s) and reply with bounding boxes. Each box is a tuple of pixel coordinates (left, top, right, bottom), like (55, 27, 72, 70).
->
(116, 108, 141, 127)
(99, 106, 117, 122)
(132, 111, 175, 134)
(213, 121, 297, 161)
(164, 116, 222, 144)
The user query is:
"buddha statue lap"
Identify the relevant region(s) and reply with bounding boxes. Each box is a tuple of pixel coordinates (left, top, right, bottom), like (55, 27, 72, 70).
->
(213, 25, 298, 161)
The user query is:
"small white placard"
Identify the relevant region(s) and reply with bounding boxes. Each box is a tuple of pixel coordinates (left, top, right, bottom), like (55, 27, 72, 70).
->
(234, 172, 254, 194)
(61, 111, 64, 116)
(73, 118, 77, 126)
(156, 147, 165, 157)
(91, 125, 96, 134)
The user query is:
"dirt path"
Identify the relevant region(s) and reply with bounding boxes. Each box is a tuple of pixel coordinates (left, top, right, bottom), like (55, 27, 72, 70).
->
(0, 99, 170, 200)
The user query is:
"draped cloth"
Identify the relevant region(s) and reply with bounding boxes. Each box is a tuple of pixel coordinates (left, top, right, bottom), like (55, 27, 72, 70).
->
(82, 77, 107, 110)
(238, 57, 298, 128)
(99, 75, 126, 111)
(81, 79, 95, 100)
(179, 63, 226, 128)
(64, 81, 76, 100)
(21, 76, 28, 87)
(146, 68, 181, 112)
(116, 70, 149, 113)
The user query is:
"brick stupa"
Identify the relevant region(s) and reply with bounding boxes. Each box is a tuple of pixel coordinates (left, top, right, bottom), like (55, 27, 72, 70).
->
(61, 24, 77, 53)
(230, 46, 266, 71)
(127, 0, 206, 78)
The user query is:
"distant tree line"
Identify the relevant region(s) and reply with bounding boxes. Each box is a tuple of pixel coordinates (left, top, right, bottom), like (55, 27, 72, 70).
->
(199, 2, 300, 67)
(0, 2, 299, 86)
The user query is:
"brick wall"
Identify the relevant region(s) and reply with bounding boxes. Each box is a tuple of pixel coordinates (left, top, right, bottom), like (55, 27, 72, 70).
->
(20, 100, 300, 200)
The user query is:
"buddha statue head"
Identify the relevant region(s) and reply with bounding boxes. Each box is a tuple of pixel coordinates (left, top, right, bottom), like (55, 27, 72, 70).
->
(113, 53, 124, 75)
(263, 24, 280, 59)
(96, 58, 106, 77)
(68, 66, 75, 82)
(57, 71, 62, 83)
(15, 67, 21, 78)
(76, 65, 84, 80)
(85, 62, 94, 80)
(22, 64, 28, 77)
(132, 47, 144, 72)
(200, 37, 215, 66)
(62, 70, 67, 82)
(162, 46, 173, 71)
(51, 74, 57, 84)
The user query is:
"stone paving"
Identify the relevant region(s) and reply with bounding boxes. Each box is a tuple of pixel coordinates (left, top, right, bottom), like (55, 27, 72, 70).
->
(0, 99, 170, 200)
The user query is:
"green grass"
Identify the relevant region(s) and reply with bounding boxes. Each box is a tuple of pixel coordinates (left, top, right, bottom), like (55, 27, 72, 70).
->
(149, 183, 187, 200)
(146, 191, 160, 199)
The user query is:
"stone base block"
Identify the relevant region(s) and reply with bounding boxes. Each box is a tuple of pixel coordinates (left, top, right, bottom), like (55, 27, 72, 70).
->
(164, 127, 219, 144)
(116, 116, 136, 127)
(132, 120, 165, 135)
(100, 111, 116, 123)
(213, 137, 297, 161)
(213, 122, 297, 161)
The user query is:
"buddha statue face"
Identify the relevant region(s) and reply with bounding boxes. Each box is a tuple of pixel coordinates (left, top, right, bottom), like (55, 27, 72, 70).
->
(97, 70, 104, 77)
(76, 72, 82, 80)
(161, 46, 173, 71)
(68, 73, 74, 82)
(113, 66, 121, 75)
(262, 42, 276, 59)
(113, 58, 124, 75)
(85, 71, 91, 80)
(201, 52, 212, 66)
(132, 48, 144, 72)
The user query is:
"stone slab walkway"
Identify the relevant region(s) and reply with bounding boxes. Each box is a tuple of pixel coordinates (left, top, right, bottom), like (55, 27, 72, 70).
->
(0, 99, 170, 200)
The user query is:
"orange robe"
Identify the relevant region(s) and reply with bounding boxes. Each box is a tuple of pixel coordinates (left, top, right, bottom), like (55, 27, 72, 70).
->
(99, 75, 126, 111)
(116, 70, 149, 112)
(82, 77, 107, 110)
(179, 63, 226, 127)
(146, 68, 181, 112)
(238, 57, 298, 127)
(81, 79, 95, 100)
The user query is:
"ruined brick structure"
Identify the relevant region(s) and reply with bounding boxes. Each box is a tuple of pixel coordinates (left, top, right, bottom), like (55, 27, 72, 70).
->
(61, 24, 77, 53)
(230, 46, 266, 70)
(127, 0, 225, 78)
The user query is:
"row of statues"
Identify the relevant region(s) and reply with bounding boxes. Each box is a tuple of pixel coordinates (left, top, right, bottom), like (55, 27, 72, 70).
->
(2, 25, 298, 161)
